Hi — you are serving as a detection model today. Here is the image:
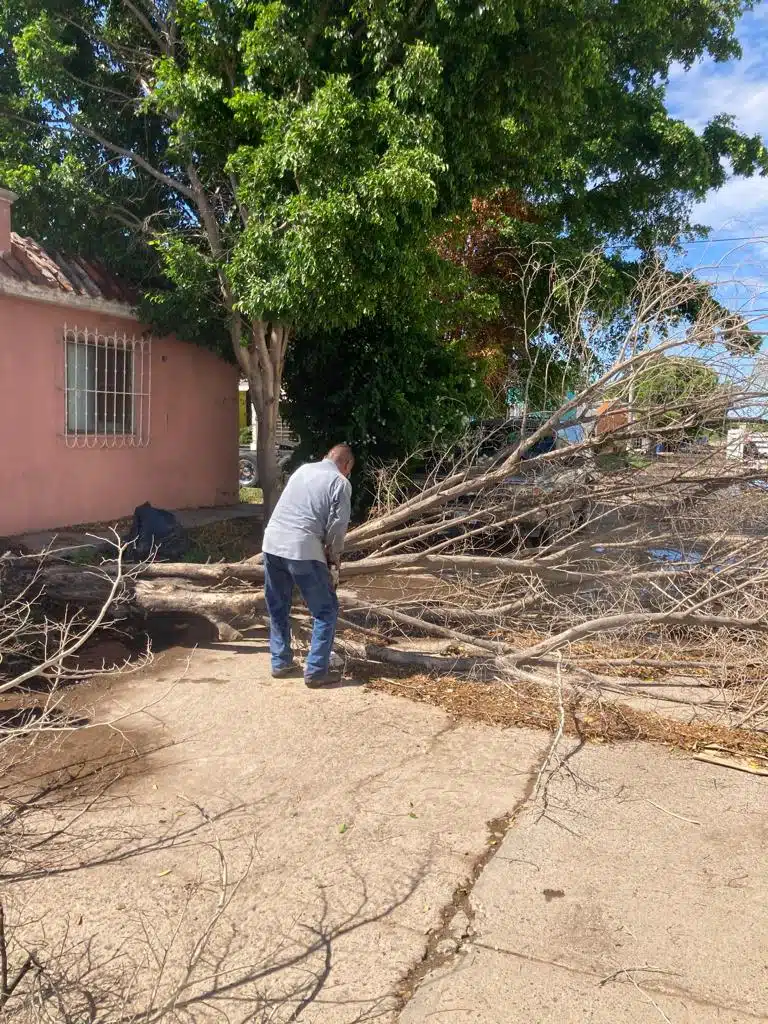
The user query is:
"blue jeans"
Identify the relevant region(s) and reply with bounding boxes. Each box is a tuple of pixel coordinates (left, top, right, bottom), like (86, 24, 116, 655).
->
(263, 554, 339, 678)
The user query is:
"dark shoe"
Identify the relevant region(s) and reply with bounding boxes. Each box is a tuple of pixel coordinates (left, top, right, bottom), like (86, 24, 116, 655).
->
(272, 662, 301, 679)
(304, 669, 342, 688)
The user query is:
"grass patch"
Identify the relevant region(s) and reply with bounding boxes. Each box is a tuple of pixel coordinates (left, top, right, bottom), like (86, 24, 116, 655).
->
(184, 519, 263, 562)
(239, 486, 264, 504)
(63, 546, 103, 566)
(594, 451, 630, 471)
(53, 512, 263, 564)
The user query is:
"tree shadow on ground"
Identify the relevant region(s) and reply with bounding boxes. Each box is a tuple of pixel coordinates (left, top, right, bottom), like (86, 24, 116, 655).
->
(1, 725, 432, 1023)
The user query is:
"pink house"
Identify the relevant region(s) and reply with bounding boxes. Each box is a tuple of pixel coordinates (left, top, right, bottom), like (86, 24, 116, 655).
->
(0, 188, 238, 537)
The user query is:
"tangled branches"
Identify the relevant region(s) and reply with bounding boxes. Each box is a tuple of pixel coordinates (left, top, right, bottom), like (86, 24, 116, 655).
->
(116, 262, 768, 728)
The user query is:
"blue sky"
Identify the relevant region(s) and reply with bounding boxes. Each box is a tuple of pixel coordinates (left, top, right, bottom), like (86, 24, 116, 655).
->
(666, 2, 768, 345)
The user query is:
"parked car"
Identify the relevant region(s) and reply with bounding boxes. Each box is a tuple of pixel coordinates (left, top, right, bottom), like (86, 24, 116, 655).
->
(238, 443, 296, 488)
(414, 413, 579, 481)
(418, 417, 593, 552)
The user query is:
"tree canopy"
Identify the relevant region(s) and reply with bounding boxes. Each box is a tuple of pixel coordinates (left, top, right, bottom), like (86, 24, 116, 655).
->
(634, 354, 723, 432)
(1, 0, 766, 502)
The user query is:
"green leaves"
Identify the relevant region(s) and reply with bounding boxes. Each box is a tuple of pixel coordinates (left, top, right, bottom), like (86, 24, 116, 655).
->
(1, 0, 766, 457)
(703, 114, 768, 179)
(634, 356, 722, 431)
(226, 69, 443, 327)
(385, 41, 443, 106)
(282, 304, 487, 511)
(12, 11, 74, 102)
(240, 2, 310, 88)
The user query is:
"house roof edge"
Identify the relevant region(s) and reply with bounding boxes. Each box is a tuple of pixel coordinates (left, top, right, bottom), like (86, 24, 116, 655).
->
(0, 273, 139, 321)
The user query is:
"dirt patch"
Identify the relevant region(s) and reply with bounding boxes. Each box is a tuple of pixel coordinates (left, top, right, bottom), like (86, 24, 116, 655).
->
(366, 674, 768, 758)
(32, 513, 264, 563)
(74, 638, 135, 671)
(0, 537, 30, 556)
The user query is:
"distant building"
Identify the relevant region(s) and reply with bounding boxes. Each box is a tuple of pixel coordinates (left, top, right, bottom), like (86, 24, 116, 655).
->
(725, 417, 768, 461)
(593, 400, 630, 439)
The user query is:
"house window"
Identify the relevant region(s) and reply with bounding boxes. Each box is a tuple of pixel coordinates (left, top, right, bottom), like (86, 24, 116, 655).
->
(64, 326, 151, 447)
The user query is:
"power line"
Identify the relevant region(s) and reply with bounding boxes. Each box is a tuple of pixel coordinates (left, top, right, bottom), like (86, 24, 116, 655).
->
(608, 235, 768, 252)
(683, 235, 768, 245)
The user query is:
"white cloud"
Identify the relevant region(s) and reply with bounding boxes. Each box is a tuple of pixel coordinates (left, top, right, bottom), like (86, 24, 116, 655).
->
(665, 6, 768, 322)
(666, 7, 768, 139)
(668, 62, 768, 137)
(692, 174, 768, 233)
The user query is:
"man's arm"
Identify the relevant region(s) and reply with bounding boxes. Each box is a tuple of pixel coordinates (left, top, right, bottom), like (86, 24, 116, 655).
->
(324, 478, 352, 564)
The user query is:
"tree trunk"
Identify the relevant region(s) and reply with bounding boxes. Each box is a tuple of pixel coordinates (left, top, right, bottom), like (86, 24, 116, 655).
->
(251, 374, 281, 516)
(1, 559, 265, 644)
(233, 319, 290, 516)
(181, 181, 288, 512)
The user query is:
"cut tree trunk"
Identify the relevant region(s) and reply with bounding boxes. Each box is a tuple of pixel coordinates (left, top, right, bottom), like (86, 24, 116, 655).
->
(0, 560, 265, 642)
(133, 582, 263, 641)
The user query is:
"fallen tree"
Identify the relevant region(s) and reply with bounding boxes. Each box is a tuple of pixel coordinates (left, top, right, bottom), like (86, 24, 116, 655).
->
(0, 554, 262, 646)
(2, 266, 768, 731)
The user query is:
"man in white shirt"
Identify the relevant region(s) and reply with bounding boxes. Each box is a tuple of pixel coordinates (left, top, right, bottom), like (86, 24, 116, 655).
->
(261, 444, 354, 686)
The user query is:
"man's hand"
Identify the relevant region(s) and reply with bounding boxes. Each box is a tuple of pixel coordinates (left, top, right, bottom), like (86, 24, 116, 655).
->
(325, 546, 340, 591)
(329, 563, 340, 591)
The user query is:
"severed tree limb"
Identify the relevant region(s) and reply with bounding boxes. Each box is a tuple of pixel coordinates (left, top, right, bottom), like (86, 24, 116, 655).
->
(504, 609, 768, 666)
(406, 597, 531, 625)
(140, 551, 587, 584)
(140, 562, 265, 584)
(132, 583, 264, 641)
(1, 556, 264, 645)
(332, 637, 492, 676)
(341, 598, 510, 655)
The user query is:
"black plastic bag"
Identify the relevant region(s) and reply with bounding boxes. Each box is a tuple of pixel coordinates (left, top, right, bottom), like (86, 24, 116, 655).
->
(122, 502, 189, 562)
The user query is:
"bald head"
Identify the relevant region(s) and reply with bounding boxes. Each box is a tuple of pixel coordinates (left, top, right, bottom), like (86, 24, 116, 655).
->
(326, 444, 354, 478)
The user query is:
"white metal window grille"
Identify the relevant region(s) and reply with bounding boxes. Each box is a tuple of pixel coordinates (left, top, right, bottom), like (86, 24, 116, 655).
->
(64, 326, 151, 448)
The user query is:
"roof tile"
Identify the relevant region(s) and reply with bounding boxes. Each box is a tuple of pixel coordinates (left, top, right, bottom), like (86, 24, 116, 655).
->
(2, 233, 136, 306)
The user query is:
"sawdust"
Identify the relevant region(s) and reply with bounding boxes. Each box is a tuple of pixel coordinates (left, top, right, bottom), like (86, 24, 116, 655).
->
(366, 674, 768, 758)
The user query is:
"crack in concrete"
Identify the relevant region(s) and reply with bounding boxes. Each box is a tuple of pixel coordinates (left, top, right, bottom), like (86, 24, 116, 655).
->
(393, 734, 766, 1023)
(393, 743, 548, 1014)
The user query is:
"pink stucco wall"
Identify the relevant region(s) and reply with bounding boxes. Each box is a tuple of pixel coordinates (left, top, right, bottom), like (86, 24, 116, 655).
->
(0, 293, 239, 536)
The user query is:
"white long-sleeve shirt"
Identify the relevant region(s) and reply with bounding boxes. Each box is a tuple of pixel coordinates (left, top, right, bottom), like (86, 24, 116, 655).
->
(261, 459, 352, 563)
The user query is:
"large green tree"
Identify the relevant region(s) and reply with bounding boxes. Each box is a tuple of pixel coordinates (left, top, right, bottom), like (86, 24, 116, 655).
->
(634, 355, 723, 436)
(2, 0, 766, 508)
(283, 309, 489, 500)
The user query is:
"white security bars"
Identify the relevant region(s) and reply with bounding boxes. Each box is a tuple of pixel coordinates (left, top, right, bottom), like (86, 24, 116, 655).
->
(64, 326, 151, 447)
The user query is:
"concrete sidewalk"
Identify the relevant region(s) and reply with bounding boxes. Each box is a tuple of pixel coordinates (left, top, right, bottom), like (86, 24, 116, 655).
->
(400, 741, 768, 1023)
(11, 633, 767, 1022)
